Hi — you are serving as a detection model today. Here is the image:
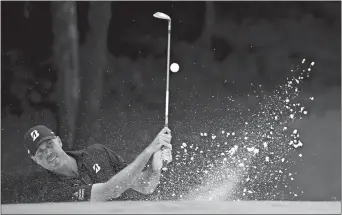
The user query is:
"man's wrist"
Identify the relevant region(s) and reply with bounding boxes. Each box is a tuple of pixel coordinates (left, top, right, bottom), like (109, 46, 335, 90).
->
(146, 162, 160, 175)
(143, 147, 154, 157)
(151, 166, 161, 174)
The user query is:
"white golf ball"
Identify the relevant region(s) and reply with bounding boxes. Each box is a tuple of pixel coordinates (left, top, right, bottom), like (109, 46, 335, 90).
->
(170, 63, 179, 73)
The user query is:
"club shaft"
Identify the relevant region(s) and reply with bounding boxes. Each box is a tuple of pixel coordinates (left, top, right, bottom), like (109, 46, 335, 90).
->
(165, 20, 171, 127)
(162, 20, 171, 171)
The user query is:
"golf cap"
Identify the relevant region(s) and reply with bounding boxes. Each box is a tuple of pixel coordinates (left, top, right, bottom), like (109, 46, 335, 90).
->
(23, 125, 56, 156)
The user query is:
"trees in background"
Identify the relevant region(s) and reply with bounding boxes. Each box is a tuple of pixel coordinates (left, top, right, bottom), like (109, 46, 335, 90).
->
(51, 2, 111, 149)
(51, 1, 80, 149)
(75, 2, 112, 149)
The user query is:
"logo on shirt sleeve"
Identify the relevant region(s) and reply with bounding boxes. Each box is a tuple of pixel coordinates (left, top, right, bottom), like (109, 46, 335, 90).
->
(93, 163, 101, 173)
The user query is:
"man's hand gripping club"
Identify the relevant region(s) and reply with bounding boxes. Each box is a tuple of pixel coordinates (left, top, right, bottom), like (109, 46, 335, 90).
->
(90, 127, 172, 201)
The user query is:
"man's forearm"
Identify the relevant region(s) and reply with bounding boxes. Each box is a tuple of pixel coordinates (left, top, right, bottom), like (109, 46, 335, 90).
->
(131, 165, 161, 194)
(91, 149, 153, 201)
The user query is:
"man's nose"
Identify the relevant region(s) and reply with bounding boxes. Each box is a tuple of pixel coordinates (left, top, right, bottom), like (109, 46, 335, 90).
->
(46, 148, 52, 156)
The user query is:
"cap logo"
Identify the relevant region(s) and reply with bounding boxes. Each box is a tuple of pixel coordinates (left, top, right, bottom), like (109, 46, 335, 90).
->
(30, 130, 40, 141)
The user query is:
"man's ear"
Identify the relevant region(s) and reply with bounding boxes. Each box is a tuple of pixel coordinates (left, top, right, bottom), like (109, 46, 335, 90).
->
(31, 156, 38, 164)
(56, 136, 62, 147)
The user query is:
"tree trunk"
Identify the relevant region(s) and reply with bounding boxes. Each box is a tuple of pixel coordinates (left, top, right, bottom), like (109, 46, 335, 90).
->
(195, 2, 216, 66)
(198, 2, 220, 80)
(75, 2, 111, 149)
(200, 2, 215, 47)
(51, 2, 80, 149)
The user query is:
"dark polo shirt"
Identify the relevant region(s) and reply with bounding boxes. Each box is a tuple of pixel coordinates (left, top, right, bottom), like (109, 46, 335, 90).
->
(40, 144, 128, 202)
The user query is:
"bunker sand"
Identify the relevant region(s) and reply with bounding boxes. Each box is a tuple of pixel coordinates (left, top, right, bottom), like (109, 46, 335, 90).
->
(2, 201, 341, 214)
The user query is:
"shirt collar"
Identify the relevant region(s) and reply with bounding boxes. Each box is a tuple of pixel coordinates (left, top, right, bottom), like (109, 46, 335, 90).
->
(65, 150, 87, 170)
(65, 150, 85, 160)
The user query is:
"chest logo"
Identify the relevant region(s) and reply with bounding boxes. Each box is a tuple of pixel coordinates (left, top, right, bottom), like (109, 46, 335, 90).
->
(93, 163, 101, 173)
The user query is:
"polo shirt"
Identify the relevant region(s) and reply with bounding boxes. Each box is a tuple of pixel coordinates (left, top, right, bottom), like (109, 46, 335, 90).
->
(39, 143, 129, 202)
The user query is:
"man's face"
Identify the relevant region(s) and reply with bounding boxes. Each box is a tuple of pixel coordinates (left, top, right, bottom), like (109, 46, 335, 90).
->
(32, 137, 66, 171)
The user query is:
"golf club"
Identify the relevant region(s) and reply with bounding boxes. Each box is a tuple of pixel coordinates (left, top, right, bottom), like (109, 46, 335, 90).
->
(153, 12, 171, 171)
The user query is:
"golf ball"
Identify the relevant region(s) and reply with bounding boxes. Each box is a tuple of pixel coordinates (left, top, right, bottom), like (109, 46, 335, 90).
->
(170, 63, 179, 73)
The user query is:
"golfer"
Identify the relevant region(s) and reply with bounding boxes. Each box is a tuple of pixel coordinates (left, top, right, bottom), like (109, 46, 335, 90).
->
(23, 125, 172, 202)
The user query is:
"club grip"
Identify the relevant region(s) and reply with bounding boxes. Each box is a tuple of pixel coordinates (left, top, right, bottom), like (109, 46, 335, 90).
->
(162, 125, 170, 171)
(162, 160, 168, 171)
(161, 146, 168, 171)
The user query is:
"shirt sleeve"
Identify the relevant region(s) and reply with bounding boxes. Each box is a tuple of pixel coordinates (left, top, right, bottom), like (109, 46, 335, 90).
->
(42, 180, 93, 202)
(101, 145, 129, 173)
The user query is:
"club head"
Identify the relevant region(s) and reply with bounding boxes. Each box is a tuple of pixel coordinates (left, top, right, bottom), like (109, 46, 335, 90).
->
(153, 12, 171, 21)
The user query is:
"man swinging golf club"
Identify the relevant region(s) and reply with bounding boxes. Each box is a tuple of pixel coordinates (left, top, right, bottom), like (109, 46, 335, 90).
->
(23, 11, 175, 202)
(23, 125, 172, 202)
